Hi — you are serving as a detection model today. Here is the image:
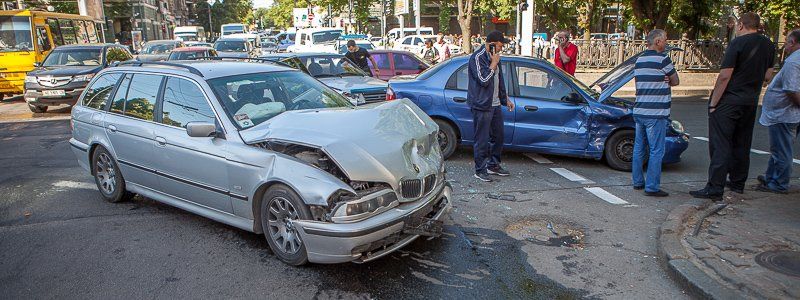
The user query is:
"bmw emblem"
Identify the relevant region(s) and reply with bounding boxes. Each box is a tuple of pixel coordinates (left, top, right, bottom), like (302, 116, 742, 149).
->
(412, 164, 420, 173)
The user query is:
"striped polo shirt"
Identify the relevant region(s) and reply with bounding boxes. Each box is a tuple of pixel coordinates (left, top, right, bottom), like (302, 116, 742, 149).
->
(633, 50, 676, 118)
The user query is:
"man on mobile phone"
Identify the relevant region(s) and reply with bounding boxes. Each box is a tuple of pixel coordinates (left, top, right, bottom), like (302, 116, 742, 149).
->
(467, 31, 515, 182)
(554, 30, 578, 75)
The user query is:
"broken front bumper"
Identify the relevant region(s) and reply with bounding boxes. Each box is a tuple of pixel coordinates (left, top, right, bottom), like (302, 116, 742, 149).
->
(294, 181, 453, 264)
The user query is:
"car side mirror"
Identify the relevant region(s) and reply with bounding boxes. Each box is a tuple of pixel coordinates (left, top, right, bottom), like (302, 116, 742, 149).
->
(33, 62, 40, 67)
(561, 92, 584, 104)
(186, 122, 218, 138)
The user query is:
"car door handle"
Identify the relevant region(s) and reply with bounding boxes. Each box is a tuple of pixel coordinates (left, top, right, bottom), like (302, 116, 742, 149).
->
(107, 124, 117, 133)
(155, 136, 166, 147)
(395, 72, 402, 75)
(524, 105, 539, 111)
(453, 97, 467, 103)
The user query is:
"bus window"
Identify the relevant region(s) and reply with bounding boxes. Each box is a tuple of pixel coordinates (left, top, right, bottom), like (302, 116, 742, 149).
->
(75, 20, 89, 43)
(59, 19, 77, 44)
(86, 21, 98, 43)
(0, 16, 33, 52)
(35, 26, 51, 52)
(47, 18, 63, 46)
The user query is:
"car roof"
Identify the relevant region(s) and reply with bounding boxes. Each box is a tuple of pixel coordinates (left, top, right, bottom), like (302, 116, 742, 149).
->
(260, 53, 298, 58)
(215, 37, 247, 42)
(292, 52, 343, 57)
(144, 40, 180, 44)
(172, 46, 213, 52)
(109, 61, 295, 79)
(368, 49, 415, 55)
(448, 54, 552, 65)
(54, 43, 116, 50)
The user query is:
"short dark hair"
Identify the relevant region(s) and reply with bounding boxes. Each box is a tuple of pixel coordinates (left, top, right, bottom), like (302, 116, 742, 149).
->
(346, 40, 356, 47)
(789, 29, 800, 43)
(738, 12, 760, 30)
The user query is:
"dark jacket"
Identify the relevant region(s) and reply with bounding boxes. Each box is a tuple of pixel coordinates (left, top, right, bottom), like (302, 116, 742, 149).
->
(467, 45, 508, 111)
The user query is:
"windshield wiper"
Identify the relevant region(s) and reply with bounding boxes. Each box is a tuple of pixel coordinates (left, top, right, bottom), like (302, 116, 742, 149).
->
(314, 74, 338, 78)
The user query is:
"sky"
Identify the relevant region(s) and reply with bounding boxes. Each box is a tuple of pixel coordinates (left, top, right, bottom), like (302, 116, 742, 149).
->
(253, 0, 274, 9)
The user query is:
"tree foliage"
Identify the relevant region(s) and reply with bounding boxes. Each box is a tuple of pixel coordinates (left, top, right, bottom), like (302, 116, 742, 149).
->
(22, 0, 78, 14)
(196, 0, 255, 35)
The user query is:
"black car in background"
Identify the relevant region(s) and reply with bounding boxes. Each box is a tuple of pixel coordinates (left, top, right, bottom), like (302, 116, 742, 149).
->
(23, 44, 132, 112)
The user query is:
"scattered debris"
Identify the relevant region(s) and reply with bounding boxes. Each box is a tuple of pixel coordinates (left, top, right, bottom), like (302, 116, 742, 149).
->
(487, 193, 516, 201)
(612, 242, 624, 248)
(23, 211, 32, 217)
(547, 222, 558, 236)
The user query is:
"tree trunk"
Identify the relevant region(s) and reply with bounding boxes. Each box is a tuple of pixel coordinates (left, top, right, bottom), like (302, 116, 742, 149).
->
(456, 0, 474, 53)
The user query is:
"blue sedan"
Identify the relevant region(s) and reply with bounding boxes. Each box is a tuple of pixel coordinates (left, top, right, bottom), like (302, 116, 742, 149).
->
(386, 55, 690, 171)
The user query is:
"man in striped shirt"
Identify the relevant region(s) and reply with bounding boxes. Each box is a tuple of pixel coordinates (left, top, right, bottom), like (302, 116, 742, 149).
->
(631, 29, 680, 197)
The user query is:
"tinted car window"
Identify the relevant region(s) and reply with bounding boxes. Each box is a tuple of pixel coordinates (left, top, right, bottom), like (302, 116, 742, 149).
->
(214, 41, 247, 52)
(141, 43, 175, 54)
(42, 49, 102, 66)
(447, 64, 511, 92)
(161, 77, 216, 128)
(368, 53, 390, 69)
(516, 65, 573, 101)
(110, 74, 131, 114)
(123, 74, 162, 120)
(393, 53, 420, 70)
(82, 73, 121, 110)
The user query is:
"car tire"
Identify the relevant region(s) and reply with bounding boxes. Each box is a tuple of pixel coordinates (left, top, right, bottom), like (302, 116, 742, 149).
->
(261, 184, 311, 266)
(435, 119, 458, 159)
(28, 104, 47, 113)
(91, 147, 133, 203)
(605, 130, 636, 171)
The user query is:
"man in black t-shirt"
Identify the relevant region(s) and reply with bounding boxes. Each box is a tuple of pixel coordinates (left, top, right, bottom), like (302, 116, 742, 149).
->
(345, 40, 379, 75)
(691, 12, 776, 200)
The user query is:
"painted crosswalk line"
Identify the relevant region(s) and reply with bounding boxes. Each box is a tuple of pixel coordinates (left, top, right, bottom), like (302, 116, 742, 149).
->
(524, 153, 553, 164)
(549, 168, 595, 184)
(584, 187, 630, 205)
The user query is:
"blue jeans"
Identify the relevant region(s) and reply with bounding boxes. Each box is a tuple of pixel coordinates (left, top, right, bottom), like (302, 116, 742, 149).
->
(764, 122, 800, 192)
(632, 117, 667, 192)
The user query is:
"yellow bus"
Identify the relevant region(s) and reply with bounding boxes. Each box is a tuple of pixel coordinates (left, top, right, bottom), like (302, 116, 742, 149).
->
(0, 9, 103, 101)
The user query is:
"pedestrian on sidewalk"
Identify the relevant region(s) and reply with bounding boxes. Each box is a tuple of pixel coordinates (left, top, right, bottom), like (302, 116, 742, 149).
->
(756, 28, 800, 194)
(435, 36, 451, 63)
(632, 29, 680, 197)
(467, 30, 515, 182)
(691, 12, 776, 201)
(554, 30, 578, 75)
(420, 39, 440, 65)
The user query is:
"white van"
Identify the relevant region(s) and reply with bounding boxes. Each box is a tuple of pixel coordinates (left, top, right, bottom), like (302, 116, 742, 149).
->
(220, 23, 246, 36)
(287, 28, 343, 53)
(388, 27, 434, 40)
(173, 26, 206, 42)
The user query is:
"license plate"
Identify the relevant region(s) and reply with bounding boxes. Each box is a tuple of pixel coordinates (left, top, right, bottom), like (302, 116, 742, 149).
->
(42, 90, 65, 97)
(403, 217, 443, 237)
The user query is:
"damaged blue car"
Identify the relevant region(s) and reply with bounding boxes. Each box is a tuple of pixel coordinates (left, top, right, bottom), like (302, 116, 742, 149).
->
(385, 54, 690, 171)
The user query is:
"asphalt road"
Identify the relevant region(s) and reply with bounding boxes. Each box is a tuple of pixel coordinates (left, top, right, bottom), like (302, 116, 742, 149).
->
(0, 99, 797, 299)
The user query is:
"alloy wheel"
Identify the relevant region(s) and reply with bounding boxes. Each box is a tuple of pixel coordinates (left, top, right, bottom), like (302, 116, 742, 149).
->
(95, 153, 116, 194)
(267, 197, 302, 254)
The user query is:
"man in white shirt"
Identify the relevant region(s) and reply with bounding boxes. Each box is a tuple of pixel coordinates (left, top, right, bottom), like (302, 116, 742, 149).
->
(435, 35, 451, 63)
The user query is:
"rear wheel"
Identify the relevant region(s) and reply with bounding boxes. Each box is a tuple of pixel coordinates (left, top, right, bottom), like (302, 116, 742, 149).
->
(435, 119, 458, 159)
(28, 104, 47, 113)
(605, 130, 635, 171)
(261, 184, 311, 266)
(91, 147, 134, 203)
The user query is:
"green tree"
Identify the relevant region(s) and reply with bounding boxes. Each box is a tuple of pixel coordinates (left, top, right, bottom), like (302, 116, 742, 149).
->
(626, 0, 673, 32)
(439, 5, 451, 33)
(670, 0, 724, 39)
(23, 0, 78, 14)
(743, 0, 800, 41)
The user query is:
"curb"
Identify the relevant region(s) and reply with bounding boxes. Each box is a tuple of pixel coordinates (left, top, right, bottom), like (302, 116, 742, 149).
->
(657, 199, 746, 300)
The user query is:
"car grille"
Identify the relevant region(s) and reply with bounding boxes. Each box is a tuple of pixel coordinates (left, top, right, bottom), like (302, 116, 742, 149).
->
(358, 91, 385, 103)
(37, 76, 72, 87)
(400, 174, 437, 199)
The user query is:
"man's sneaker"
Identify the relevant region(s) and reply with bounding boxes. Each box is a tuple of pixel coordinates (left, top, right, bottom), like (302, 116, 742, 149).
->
(757, 175, 768, 186)
(644, 190, 669, 197)
(633, 185, 644, 190)
(755, 183, 788, 194)
(725, 181, 744, 194)
(487, 166, 510, 176)
(689, 187, 723, 201)
(474, 173, 493, 182)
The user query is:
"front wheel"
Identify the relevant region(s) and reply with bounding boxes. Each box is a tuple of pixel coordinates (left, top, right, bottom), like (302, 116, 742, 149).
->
(605, 130, 635, 171)
(28, 104, 47, 113)
(261, 184, 312, 266)
(435, 119, 458, 159)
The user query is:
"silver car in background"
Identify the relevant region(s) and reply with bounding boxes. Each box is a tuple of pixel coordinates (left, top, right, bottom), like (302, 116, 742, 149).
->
(69, 60, 451, 265)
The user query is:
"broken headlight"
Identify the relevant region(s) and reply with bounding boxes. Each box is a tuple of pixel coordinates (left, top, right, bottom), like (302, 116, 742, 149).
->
(670, 120, 685, 135)
(330, 189, 399, 223)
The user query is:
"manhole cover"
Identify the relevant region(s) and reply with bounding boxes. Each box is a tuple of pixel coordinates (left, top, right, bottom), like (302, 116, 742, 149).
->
(755, 250, 800, 277)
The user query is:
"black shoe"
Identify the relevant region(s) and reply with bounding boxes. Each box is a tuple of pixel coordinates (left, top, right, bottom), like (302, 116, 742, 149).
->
(487, 166, 510, 176)
(690, 187, 723, 201)
(645, 190, 669, 197)
(633, 185, 644, 190)
(755, 183, 788, 195)
(757, 175, 767, 186)
(474, 173, 493, 182)
(725, 181, 744, 194)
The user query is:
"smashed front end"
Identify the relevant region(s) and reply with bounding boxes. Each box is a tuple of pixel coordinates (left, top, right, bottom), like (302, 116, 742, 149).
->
(243, 99, 453, 263)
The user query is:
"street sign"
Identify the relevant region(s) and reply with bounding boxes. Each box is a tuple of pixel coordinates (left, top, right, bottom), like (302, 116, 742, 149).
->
(394, 0, 409, 15)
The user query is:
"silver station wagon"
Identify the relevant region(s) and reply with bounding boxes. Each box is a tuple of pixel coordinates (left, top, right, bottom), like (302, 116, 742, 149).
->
(69, 61, 452, 265)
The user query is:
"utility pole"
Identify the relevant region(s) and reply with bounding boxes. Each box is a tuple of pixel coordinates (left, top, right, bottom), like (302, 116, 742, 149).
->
(520, 0, 533, 56)
(348, 0, 353, 33)
(207, 0, 213, 39)
(515, 1, 522, 54)
(413, 0, 420, 34)
(381, 0, 387, 40)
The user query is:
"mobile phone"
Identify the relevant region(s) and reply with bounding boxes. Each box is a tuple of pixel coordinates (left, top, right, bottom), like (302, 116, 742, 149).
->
(488, 44, 496, 54)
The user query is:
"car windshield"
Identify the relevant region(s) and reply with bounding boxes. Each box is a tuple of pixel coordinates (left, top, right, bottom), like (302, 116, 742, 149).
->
(311, 31, 342, 44)
(42, 49, 102, 66)
(214, 41, 246, 52)
(208, 71, 352, 129)
(168, 51, 213, 60)
(299, 55, 366, 78)
(416, 57, 454, 80)
(141, 43, 175, 54)
(0, 16, 32, 52)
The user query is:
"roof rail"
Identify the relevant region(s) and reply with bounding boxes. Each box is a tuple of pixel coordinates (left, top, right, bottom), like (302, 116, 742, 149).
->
(113, 60, 204, 76)
(186, 56, 293, 68)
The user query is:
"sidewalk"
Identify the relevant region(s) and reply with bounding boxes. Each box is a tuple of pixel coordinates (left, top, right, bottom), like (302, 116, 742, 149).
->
(575, 72, 716, 97)
(659, 179, 800, 299)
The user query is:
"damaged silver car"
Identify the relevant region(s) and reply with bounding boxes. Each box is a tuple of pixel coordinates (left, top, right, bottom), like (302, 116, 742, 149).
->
(69, 61, 452, 265)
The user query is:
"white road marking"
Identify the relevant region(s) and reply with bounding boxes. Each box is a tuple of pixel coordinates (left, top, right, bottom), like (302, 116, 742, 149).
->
(549, 168, 595, 184)
(52, 180, 96, 190)
(794, 158, 800, 165)
(749, 149, 769, 155)
(693, 136, 709, 142)
(524, 153, 553, 164)
(584, 187, 630, 205)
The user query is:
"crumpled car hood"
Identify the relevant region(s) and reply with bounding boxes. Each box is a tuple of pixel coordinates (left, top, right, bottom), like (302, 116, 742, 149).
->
(318, 76, 387, 93)
(239, 99, 441, 191)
